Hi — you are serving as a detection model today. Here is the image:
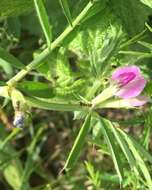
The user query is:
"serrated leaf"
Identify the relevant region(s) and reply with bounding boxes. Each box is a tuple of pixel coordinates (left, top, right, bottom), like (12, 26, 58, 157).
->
(56, 47, 72, 81)
(55, 47, 87, 97)
(67, 9, 125, 76)
(68, 9, 121, 54)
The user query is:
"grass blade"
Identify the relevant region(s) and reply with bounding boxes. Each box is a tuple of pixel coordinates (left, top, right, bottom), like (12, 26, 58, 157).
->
(59, 0, 73, 26)
(63, 113, 91, 171)
(34, 0, 52, 47)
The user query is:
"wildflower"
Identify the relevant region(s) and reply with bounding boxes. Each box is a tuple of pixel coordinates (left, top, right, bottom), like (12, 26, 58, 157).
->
(111, 65, 146, 99)
(92, 65, 149, 108)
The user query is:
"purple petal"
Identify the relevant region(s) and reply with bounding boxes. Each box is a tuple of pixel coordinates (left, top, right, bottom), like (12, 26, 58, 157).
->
(127, 96, 150, 107)
(115, 75, 147, 98)
(116, 72, 136, 86)
(111, 65, 140, 81)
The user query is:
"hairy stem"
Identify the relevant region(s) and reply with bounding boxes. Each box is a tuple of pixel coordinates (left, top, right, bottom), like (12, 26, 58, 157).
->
(7, 1, 93, 86)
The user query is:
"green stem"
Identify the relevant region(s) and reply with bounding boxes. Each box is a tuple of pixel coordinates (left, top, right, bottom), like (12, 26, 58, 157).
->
(6, 1, 93, 86)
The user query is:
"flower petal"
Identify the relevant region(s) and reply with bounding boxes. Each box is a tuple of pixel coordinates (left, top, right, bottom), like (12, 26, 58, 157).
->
(97, 96, 149, 108)
(111, 65, 140, 81)
(127, 96, 150, 107)
(115, 75, 147, 98)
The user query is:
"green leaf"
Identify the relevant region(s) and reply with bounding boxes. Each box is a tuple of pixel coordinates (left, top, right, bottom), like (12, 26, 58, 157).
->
(117, 128, 152, 190)
(66, 8, 125, 77)
(17, 81, 54, 98)
(85, 161, 101, 188)
(0, 46, 24, 69)
(6, 17, 21, 39)
(34, 0, 52, 47)
(55, 47, 87, 97)
(0, 58, 13, 77)
(99, 119, 124, 184)
(0, 127, 29, 190)
(130, 136, 152, 164)
(138, 41, 152, 50)
(142, 111, 152, 150)
(144, 81, 152, 96)
(56, 47, 72, 80)
(145, 22, 152, 32)
(63, 113, 91, 170)
(4, 161, 24, 190)
(68, 9, 122, 54)
(0, 129, 20, 150)
(59, 0, 73, 26)
(139, 0, 152, 9)
(0, 0, 33, 19)
(100, 118, 139, 176)
(110, 0, 152, 35)
(26, 96, 88, 112)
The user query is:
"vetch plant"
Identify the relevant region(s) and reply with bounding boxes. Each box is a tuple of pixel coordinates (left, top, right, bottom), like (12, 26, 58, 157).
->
(64, 65, 149, 176)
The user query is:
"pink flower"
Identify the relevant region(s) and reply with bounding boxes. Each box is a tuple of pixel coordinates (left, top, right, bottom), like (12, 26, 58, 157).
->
(111, 65, 146, 99)
(111, 65, 149, 107)
(92, 65, 149, 108)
